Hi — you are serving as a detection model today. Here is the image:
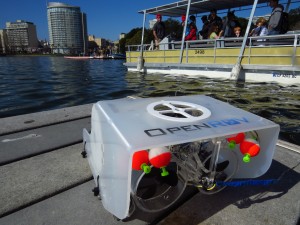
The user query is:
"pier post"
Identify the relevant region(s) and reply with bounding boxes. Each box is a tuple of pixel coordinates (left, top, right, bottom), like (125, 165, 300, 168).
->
(137, 10, 146, 71)
(230, 0, 258, 81)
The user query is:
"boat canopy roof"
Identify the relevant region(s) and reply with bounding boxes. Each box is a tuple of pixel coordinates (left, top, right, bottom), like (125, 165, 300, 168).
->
(138, 0, 270, 17)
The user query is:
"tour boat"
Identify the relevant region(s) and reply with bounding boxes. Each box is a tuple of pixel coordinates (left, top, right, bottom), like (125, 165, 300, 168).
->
(64, 56, 93, 59)
(124, 0, 299, 85)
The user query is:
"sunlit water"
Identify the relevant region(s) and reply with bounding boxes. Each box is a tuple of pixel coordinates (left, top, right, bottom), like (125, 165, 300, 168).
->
(0, 56, 299, 145)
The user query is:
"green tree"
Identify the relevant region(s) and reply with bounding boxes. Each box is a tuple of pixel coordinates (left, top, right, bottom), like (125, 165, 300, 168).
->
(125, 28, 142, 40)
(119, 37, 126, 54)
(119, 18, 183, 54)
(164, 18, 183, 40)
(289, 7, 300, 30)
(126, 29, 153, 46)
(119, 27, 144, 53)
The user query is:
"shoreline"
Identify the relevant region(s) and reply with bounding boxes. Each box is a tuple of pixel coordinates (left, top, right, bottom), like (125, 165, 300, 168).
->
(3, 54, 64, 57)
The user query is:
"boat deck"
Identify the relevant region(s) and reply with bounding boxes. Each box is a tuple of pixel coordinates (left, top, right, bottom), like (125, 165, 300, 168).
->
(0, 104, 299, 225)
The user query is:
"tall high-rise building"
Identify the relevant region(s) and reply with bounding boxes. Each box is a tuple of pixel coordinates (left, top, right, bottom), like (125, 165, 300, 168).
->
(5, 20, 39, 53)
(47, 2, 88, 55)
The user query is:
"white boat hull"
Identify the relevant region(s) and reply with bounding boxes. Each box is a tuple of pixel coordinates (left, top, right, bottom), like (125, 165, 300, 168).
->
(126, 64, 300, 85)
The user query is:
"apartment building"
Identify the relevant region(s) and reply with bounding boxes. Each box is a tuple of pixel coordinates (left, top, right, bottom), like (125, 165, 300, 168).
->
(5, 20, 39, 53)
(88, 35, 111, 49)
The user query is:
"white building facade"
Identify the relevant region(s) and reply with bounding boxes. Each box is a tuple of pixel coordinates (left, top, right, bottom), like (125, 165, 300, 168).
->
(47, 2, 88, 55)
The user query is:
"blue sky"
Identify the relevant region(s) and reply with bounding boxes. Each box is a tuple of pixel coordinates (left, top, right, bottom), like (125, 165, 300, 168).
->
(0, 0, 298, 41)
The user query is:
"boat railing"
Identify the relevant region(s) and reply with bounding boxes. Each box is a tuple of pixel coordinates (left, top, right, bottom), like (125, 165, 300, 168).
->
(126, 34, 299, 65)
(246, 34, 299, 67)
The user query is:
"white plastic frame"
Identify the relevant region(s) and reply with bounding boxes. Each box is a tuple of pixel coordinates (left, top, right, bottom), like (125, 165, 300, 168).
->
(147, 100, 211, 122)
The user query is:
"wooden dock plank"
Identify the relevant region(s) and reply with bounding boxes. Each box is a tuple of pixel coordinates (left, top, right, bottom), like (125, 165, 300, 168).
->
(0, 104, 93, 136)
(0, 104, 299, 225)
(0, 143, 92, 217)
(0, 118, 90, 165)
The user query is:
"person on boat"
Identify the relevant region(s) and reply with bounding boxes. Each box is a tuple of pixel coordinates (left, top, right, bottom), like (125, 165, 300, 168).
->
(233, 26, 242, 38)
(153, 14, 166, 50)
(257, 18, 269, 44)
(219, 11, 240, 38)
(208, 9, 223, 32)
(181, 15, 186, 27)
(185, 15, 198, 41)
(250, 18, 268, 37)
(268, 0, 284, 35)
(199, 15, 210, 39)
(208, 24, 220, 40)
(249, 17, 268, 46)
(181, 14, 190, 38)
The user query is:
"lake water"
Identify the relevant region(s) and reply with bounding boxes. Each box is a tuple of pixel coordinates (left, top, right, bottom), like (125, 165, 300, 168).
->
(0, 56, 299, 145)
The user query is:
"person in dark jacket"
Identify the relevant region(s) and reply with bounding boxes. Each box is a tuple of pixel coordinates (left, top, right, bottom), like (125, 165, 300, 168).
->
(199, 15, 210, 39)
(219, 11, 240, 37)
(268, 0, 283, 35)
(153, 14, 166, 50)
(208, 9, 223, 31)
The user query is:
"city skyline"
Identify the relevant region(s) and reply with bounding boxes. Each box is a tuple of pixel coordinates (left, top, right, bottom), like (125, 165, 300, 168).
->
(0, 0, 299, 41)
(0, 0, 176, 41)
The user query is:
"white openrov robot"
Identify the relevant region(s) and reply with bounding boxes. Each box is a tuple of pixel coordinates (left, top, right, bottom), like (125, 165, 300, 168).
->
(82, 95, 279, 220)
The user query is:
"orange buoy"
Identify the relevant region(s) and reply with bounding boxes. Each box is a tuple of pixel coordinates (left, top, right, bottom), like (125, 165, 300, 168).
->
(149, 147, 171, 176)
(240, 139, 260, 163)
(227, 133, 245, 149)
(132, 150, 151, 174)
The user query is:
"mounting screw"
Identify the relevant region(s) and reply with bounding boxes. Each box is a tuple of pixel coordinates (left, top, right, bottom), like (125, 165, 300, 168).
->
(113, 215, 121, 221)
(81, 150, 87, 158)
(92, 187, 100, 196)
(82, 142, 87, 158)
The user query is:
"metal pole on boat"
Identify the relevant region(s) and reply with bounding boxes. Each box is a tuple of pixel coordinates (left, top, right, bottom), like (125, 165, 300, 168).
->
(230, 0, 258, 81)
(285, 0, 291, 12)
(179, 0, 192, 64)
(137, 10, 146, 71)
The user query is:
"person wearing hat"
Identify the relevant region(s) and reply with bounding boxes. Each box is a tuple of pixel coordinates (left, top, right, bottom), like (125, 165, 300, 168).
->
(199, 15, 210, 39)
(153, 14, 166, 50)
(181, 15, 186, 27)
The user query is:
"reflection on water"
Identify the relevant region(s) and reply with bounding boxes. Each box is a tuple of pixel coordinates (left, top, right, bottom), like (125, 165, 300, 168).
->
(128, 73, 300, 145)
(0, 56, 299, 145)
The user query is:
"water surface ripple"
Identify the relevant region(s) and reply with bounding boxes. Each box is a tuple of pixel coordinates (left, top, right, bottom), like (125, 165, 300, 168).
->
(0, 56, 299, 145)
